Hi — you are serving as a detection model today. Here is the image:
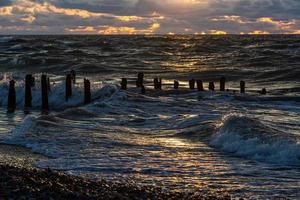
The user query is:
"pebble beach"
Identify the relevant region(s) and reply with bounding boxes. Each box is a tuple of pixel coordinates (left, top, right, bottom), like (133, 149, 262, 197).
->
(0, 144, 232, 200)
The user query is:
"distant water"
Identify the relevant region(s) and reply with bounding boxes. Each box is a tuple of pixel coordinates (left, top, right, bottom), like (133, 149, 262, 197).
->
(0, 35, 300, 199)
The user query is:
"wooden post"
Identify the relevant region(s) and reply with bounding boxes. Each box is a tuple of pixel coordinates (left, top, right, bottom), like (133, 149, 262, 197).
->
(158, 78, 162, 90)
(41, 75, 49, 111)
(154, 78, 162, 90)
(197, 80, 204, 91)
(240, 81, 245, 93)
(84, 79, 91, 104)
(136, 72, 144, 88)
(174, 80, 179, 89)
(7, 80, 16, 113)
(220, 77, 226, 91)
(71, 70, 76, 84)
(261, 88, 267, 95)
(24, 74, 33, 109)
(121, 78, 127, 90)
(189, 79, 195, 89)
(141, 85, 146, 94)
(209, 82, 215, 91)
(65, 74, 72, 101)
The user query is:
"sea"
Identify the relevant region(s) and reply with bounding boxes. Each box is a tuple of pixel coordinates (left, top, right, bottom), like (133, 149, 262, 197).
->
(0, 35, 299, 199)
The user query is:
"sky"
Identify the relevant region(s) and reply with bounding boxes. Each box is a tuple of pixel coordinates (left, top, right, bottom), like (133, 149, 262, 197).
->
(0, 0, 299, 34)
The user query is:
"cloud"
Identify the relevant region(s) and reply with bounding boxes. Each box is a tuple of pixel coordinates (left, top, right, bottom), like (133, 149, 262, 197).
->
(0, 0, 299, 34)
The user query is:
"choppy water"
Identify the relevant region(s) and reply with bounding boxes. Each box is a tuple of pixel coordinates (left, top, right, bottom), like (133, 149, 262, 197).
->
(0, 35, 300, 199)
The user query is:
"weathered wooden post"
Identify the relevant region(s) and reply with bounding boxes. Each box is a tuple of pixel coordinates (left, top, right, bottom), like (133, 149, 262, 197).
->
(136, 72, 144, 88)
(7, 80, 16, 113)
(24, 74, 33, 109)
(197, 80, 204, 91)
(209, 82, 215, 91)
(261, 88, 267, 95)
(220, 77, 226, 91)
(65, 74, 72, 101)
(189, 79, 195, 89)
(71, 70, 76, 84)
(158, 78, 162, 90)
(121, 78, 127, 90)
(174, 80, 179, 89)
(41, 75, 49, 111)
(240, 81, 245, 93)
(141, 85, 146, 94)
(84, 79, 91, 104)
(154, 78, 162, 90)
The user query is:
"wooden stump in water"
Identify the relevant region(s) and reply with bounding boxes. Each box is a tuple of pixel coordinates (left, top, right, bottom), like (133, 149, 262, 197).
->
(24, 74, 34, 109)
(220, 77, 226, 91)
(65, 74, 72, 101)
(84, 79, 91, 104)
(41, 75, 49, 111)
(71, 70, 76, 84)
(189, 79, 195, 90)
(209, 82, 215, 91)
(121, 78, 127, 90)
(197, 80, 204, 91)
(136, 73, 144, 88)
(240, 81, 245, 93)
(174, 80, 179, 89)
(7, 80, 16, 113)
(261, 88, 267, 95)
(154, 78, 162, 90)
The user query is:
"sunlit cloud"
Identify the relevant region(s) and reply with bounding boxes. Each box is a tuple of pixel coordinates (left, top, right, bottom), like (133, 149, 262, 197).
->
(0, 0, 299, 34)
(248, 30, 270, 35)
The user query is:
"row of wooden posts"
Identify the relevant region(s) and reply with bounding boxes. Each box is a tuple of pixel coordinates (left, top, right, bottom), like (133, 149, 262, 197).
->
(7, 70, 92, 113)
(6, 71, 266, 113)
(121, 72, 260, 94)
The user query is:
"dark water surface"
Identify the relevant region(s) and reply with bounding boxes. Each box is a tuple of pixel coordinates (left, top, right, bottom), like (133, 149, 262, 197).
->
(0, 35, 299, 199)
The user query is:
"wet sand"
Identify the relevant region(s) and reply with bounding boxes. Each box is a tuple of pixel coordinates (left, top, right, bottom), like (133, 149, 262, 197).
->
(0, 144, 233, 199)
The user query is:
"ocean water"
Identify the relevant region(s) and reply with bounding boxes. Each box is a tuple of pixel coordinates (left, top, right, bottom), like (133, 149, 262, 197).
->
(0, 35, 300, 198)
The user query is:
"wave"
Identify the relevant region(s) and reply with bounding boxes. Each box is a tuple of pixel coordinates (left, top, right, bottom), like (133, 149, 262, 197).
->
(0, 79, 118, 110)
(210, 114, 300, 165)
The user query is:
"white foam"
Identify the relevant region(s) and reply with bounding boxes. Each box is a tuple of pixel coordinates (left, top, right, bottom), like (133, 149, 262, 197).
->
(211, 114, 300, 165)
(0, 78, 119, 110)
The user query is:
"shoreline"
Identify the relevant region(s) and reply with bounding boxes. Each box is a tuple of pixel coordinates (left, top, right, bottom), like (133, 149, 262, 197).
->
(0, 144, 232, 199)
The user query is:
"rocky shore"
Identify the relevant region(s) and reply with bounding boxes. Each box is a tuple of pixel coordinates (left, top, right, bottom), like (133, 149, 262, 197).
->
(0, 164, 233, 200)
(0, 144, 233, 199)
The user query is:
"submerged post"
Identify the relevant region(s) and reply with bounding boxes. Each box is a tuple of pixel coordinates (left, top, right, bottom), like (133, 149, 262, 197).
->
(121, 78, 127, 90)
(84, 79, 91, 104)
(41, 75, 49, 111)
(220, 77, 226, 91)
(261, 88, 267, 95)
(71, 70, 76, 84)
(24, 74, 34, 109)
(136, 72, 144, 88)
(174, 80, 179, 89)
(65, 74, 72, 101)
(240, 81, 245, 93)
(197, 80, 204, 91)
(209, 82, 215, 91)
(189, 79, 195, 89)
(7, 80, 16, 113)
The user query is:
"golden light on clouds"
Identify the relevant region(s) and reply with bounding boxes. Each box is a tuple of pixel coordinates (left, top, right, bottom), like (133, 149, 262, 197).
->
(248, 30, 270, 35)
(0, 0, 299, 34)
(209, 30, 227, 35)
